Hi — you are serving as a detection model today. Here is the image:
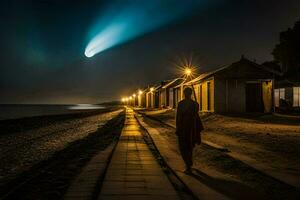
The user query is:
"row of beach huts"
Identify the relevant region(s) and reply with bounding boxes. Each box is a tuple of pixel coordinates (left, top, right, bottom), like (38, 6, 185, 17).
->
(123, 56, 300, 113)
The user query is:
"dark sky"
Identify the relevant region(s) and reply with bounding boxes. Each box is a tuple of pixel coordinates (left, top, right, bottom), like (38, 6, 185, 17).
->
(0, 0, 299, 104)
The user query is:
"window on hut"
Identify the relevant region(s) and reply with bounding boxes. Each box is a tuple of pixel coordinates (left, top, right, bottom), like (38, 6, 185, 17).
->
(293, 87, 300, 107)
(274, 88, 285, 107)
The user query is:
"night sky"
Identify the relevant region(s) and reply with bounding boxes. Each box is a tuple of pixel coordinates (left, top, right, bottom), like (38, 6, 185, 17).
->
(0, 0, 299, 104)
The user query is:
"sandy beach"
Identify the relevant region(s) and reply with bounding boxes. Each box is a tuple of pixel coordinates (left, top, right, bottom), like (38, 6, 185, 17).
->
(0, 106, 125, 199)
(136, 108, 300, 199)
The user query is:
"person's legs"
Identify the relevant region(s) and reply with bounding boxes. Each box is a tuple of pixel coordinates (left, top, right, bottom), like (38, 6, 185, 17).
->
(184, 148, 193, 172)
(187, 148, 193, 167)
(178, 139, 193, 172)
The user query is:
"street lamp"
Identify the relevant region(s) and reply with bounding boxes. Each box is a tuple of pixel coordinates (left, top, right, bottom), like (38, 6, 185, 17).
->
(124, 97, 129, 105)
(182, 67, 197, 101)
(121, 98, 125, 104)
(185, 68, 192, 76)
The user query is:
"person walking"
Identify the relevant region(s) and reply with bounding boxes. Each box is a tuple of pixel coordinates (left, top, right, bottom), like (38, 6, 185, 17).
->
(176, 87, 203, 173)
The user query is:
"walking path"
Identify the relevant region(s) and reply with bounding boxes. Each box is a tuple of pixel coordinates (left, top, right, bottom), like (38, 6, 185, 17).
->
(135, 112, 231, 200)
(138, 110, 300, 188)
(98, 108, 180, 200)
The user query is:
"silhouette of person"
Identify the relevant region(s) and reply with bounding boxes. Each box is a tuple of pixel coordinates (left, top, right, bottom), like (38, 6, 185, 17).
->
(176, 87, 203, 173)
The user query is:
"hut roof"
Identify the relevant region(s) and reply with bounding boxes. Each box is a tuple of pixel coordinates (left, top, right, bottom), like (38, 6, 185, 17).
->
(162, 78, 184, 89)
(145, 84, 160, 94)
(185, 57, 282, 85)
(184, 65, 229, 85)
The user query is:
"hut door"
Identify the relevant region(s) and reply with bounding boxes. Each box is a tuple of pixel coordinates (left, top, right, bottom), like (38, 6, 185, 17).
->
(169, 89, 173, 108)
(262, 81, 272, 113)
(155, 92, 159, 108)
(246, 83, 264, 112)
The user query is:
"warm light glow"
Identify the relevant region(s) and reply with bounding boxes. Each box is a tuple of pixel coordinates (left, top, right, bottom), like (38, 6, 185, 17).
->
(173, 54, 199, 79)
(133, 94, 136, 98)
(150, 87, 154, 92)
(139, 90, 143, 95)
(185, 68, 192, 76)
(129, 96, 132, 100)
(121, 98, 125, 102)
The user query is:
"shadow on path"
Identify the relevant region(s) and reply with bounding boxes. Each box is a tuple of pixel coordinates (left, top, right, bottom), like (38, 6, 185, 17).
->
(188, 168, 269, 200)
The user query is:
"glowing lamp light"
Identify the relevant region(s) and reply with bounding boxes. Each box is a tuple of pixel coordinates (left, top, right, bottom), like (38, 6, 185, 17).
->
(185, 68, 192, 76)
(150, 87, 154, 92)
(133, 94, 136, 98)
(129, 96, 132, 100)
(139, 90, 143, 95)
(121, 98, 125, 102)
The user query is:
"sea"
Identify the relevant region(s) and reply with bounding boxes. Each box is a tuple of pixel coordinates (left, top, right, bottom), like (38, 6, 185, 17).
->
(0, 104, 106, 120)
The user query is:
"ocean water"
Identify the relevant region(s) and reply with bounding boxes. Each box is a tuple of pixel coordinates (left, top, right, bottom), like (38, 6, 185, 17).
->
(0, 104, 105, 120)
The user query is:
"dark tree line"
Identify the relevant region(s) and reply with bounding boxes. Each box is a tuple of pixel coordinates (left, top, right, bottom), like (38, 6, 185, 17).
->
(272, 20, 300, 75)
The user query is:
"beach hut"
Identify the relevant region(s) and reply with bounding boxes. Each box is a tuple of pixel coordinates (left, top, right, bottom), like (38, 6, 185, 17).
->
(146, 86, 154, 108)
(145, 84, 164, 108)
(184, 57, 279, 113)
(160, 78, 184, 108)
(138, 87, 148, 107)
(172, 78, 193, 108)
(146, 85, 159, 108)
(153, 84, 163, 108)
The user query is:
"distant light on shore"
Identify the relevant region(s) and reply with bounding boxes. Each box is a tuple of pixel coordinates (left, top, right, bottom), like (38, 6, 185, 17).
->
(68, 104, 105, 110)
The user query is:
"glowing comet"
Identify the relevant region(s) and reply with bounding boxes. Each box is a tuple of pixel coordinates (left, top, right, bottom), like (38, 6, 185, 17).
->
(84, 0, 218, 58)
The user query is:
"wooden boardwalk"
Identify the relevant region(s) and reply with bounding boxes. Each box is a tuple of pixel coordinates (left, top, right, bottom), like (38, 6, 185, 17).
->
(98, 108, 180, 200)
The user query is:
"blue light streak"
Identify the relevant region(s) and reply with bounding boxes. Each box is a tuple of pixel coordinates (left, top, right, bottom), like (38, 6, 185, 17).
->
(84, 0, 213, 57)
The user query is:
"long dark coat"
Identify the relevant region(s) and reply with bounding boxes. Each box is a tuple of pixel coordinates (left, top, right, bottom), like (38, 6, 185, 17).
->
(176, 99, 203, 149)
